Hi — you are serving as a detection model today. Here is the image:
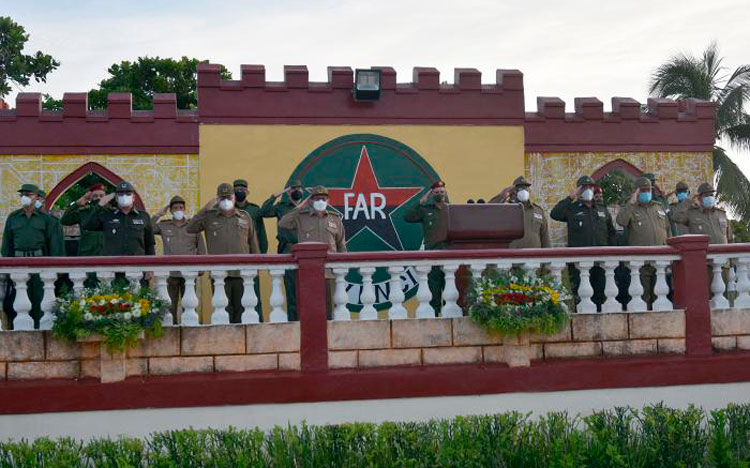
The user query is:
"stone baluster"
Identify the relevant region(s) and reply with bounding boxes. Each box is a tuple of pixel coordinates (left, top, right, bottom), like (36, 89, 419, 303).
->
(180, 272, 201, 326)
(359, 267, 378, 320)
(415, 265, 436, 318)
(626, 260, 648, 312)
(69, 271, 87, 295)
(710, 259, 730, 309)
(441, 263, 462, 318)
(727, 261, 737, 305)
(268, 269, 288, 322)
(240, 269, 260, 324)
(576, 261, 597, 314)
(388, 266, 408, 319)
(154, 271, 173, 326)
(125, 271, 142, 290)
(10, 273, 34, 330)
(332, 268, 350, 321)
(734, 258, 750, 308)
(38, 271, 58, 330)
(600, 261, 621, 313)
(210, 270, 230, 324)
(97, 271, 114, 288)
(548, 262, 565, 284)
(470, 263, 485, 282)
(652, 260, 673, 311)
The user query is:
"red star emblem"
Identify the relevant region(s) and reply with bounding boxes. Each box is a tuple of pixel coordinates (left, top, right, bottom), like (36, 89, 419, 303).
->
(328, 146, 422, 250)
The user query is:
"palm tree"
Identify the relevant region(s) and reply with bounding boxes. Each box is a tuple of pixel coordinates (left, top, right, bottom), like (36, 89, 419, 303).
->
(650, 42, 750, 220)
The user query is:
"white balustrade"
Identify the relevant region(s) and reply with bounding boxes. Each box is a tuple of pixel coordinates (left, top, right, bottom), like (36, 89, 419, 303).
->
(727, 263, 737, 303)
(441, 263, 462, 318)
(180, 272, 201, 326)
(38, 272, 57, 330)
(626, 261, 648, 312)
(154, 271, 173, 326)
(576, 261, 597, 314)
(601, 261, 621, 313)
(69, 271, 87, 295)
(359, 267, 378, 320)
(332, 268, 350, 321)
(126, 271, 141, 290)
(240, 270, 260, 324)
(210, 270, 230, 324)
(735, 259, 750, 308)
(97, 271, 114, 288)
(268, 269, 288, 323)
(710, 259, 730, 309)
(470, 263, 485, 282)
(387, 266, 408, 319)
(652, 260, 673, 311)
(10, 272, 33, 330)
(415, 265, 436, 318)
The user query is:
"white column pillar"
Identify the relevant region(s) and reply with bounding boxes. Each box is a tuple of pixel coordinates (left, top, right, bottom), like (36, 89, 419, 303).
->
(652, 260, 673, 311)
(415, 265, 436, 319)
(38, 271, 57, 330)
(600, 261, 621, 313)
(576, 261, 597, 314)
(125, 271, 141, 290)
(470, 263, 484, 282)
(441, 263, 462, 318)
(734, 258, 750, 308)
(711, 259, 730, 309)
(359, 267, 377, 320)
(626, 260, 648, 312)
(180, 272, 200, 326)
(98, 271, 114, 288)
(727, 262, 737, 306)
(332, 268, 350, 321)
(388, 266, 408, 319)
(154, 271, 173, 326)
(210, 270, 230, 324)
(69, 271, 87, 295)
(10, 272, 33, 330)
(268, 269, 288, 323)
(548, 262, 565, 284)
(240, 269, 260, 324)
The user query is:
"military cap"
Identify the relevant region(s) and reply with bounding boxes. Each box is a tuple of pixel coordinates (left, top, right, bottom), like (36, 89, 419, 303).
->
(634, 176, 652, 189)
(233, 179, 248, 188)
(430, 180, 446, 190)
(641, 172, 656, 183)
(513, 176, 531, 187)
(89, 183, 105, 192)
(310, 185, 329, 197)
(676, 181, 689, 191)
(115, 181, 135, 193)
(169, 195, 186, 207)
(36, 189, 46, 198)
(576, 175, 595, 187)
(216, 183, 233, 197)
(697, 182, 715, 194)
(287, 179, 304, 188)
(17, 183, 39, 193)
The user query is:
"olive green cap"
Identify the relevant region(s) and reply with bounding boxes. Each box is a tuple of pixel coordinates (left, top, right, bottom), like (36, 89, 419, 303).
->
(216, 183, 233, 197)
(513, 176, 531, 187)
(634, 176, 652, 189)
(169, 195, 186, 207)
(697, 182, 715, 194)
(310, 185, 329, 197)
(18, 183, 39, 193)
(676, 181, 689, 191)
(576, 175, 595, 187)
(36, 189, 46, 198)
(287, 179, 303, 188)
(233, 179, 248, 188)
(642, 172, 656, 183)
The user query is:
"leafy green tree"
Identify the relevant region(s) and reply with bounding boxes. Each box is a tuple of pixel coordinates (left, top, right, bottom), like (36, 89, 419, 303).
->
(598, 170, 635, 206)
(650, 42, 750, 220)
(0, 16, 60, 98)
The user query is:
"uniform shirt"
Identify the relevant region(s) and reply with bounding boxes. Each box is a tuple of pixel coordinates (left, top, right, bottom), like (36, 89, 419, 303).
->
(259, 194, 300, 253)
(675, 206, 733, 244)
(403, 199, 448, 250)
(153, 218, 207, 256)
(616, 202, 670, 246)
(279, 206, 347, 253)
(60, 202, 104, 256)
(550, 197, 616, 247)
(186, 208, 260, 255)
(82, 205, 156, 256)
(669, 200, 690, 236)
(1, 209, 65, 257)
(510, 202, 550, 249)
(236, 201, 268, 254)
(654, 194, 677, 235)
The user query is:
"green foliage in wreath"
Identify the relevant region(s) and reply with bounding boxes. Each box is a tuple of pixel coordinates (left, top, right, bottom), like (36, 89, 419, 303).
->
(52, 284, 166, 353)
(466, 268, 571, 337)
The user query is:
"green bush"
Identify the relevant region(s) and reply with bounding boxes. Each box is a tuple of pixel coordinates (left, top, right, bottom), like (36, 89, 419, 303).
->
(2, 404, 750, 467)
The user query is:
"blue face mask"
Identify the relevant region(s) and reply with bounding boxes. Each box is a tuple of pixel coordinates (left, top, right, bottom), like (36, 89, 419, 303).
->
(702, 196, 716, 208)
(676, 192, 688, 202)
(638, 192, 652, 204)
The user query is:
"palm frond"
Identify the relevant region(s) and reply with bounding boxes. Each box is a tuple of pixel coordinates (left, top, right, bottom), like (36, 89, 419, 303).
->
(714, 146, 750, 219)
(724, 123, 750, 152)
(649, 55, 711, 100)
(716, 84, 750, 133)
(702, 41, 724, 87)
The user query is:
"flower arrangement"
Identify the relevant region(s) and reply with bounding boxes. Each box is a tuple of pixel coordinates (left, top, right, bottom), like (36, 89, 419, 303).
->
(466, 268, 571, 337)
(52, 284, 166, 352)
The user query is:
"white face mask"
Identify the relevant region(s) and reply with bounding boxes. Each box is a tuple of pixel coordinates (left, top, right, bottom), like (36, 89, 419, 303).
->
(172, 210, 185, 221)
(516, 189, 530, 202)
(20, 195, 33, 207)
(312, 200, 328, 212)
(581, 189, 594, 201)
(117, 194, 134, 207)
(34, 200, 44, 209)
(219, 199, 234, 211)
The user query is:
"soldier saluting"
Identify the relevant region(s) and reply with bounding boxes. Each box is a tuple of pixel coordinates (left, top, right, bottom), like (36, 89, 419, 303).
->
(674, 182, 732, 244)
(490, 175, 550, 248)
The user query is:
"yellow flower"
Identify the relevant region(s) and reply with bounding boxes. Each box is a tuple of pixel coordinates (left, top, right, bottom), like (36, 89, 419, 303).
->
(138, 298, 150, 315)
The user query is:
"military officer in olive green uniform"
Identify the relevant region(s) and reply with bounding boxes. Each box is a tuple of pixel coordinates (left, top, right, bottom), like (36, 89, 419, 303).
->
(674, 183, 732, 244)
(34, 189, 49, 214)
(260, 179, 306, 320)
(1, 183, 65, 328)
(616, 176, 671, 305)
(188, 183, 260, 323)
(234, 179, 268, 319)
(490, 176, 550, 248)
(61, 183, 107, 288)
(668, 181, 692, 236)
(152, 195, 207, 321)
(404, 180, 449, 312)
(550, 175, 616, 310)
(642, 172, 677, 236)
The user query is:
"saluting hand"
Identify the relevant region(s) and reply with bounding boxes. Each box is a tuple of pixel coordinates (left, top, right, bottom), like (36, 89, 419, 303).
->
(630, 190, 638, 204)
(420, 188, 433, 204)
(155, 205, 169, 218)
(569, 187, 582, 200)
(77, 191, 92, 206)
(201, 197, 217, 212)
(99, 193, 115, 207)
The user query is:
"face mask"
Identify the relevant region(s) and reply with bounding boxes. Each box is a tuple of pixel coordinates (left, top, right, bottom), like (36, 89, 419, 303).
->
(172, 211, 185, 221)
(638, 192, 652, 203)
(434, 194, 446, 203)
(312, 200, 328, 211)
(676, 192, 688, 202)
(34, 200, 43, 209)
(580, 189, 594, 201)
(516, 189, 530, 202)
(234, 191, 247, 202)
(702, 196, 716, 208)
(20, 195, 33, 207)
(219, 199, 234, 211)
(117, 194, 134, 207)
(290, 190, 303, 201)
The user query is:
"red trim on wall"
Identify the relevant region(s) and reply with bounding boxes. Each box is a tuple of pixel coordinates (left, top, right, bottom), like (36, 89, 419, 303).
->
(669, 236, 712, 355)
(591, 159, 644, 180)
(293, 244, 330, 371)
(1, 352, 749, 415)
(45, 162, 146, 210)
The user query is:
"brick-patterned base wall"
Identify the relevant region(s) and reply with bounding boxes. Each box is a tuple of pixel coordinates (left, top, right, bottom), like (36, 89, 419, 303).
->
(711, 309, 750, 351)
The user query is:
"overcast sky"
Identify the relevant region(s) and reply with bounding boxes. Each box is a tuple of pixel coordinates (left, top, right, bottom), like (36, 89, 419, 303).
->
(4, 0, 750, 174)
